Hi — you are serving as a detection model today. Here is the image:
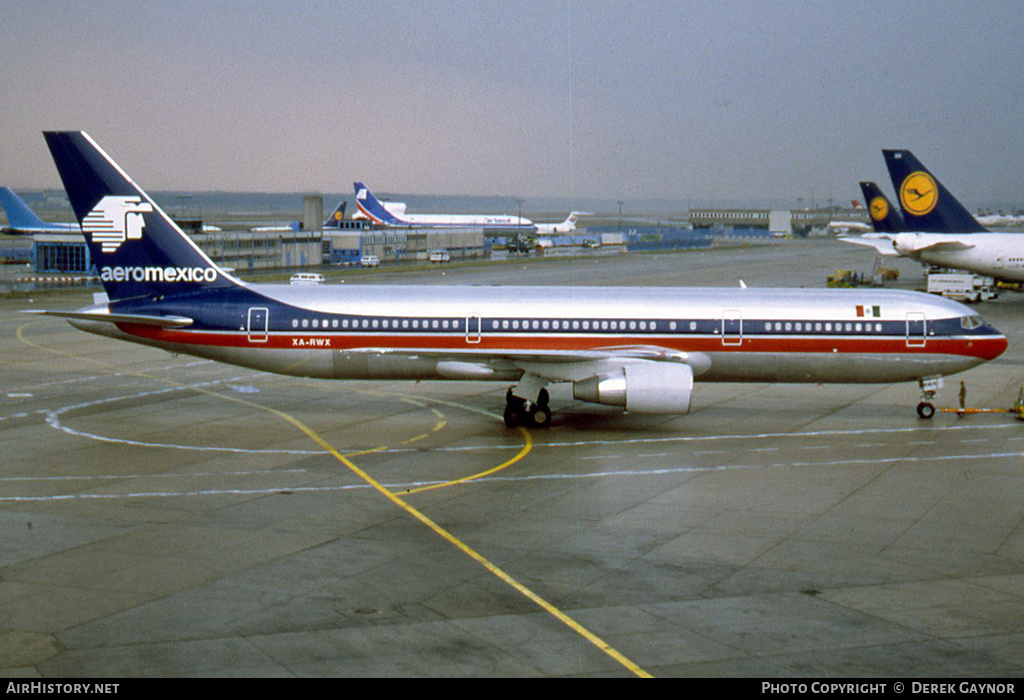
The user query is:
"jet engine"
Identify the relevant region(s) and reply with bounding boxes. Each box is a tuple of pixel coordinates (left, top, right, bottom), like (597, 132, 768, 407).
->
(573, 362, 693, 414)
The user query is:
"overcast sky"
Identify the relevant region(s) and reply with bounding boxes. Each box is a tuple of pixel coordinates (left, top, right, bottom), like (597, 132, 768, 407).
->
(2, 0, 1023, 207)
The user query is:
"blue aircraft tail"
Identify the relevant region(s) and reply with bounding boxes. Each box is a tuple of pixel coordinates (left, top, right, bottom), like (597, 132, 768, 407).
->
(353, 182, 400, 225)
(323, 200, 347, 228)
(0, 187, 50, 229)
(43, 131, 237, 301)
(882, 149, 987, 233)
(858, 182, 905, 233)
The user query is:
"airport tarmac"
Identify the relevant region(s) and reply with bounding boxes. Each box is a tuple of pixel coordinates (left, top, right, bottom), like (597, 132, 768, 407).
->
(2, 239, 1024, 677)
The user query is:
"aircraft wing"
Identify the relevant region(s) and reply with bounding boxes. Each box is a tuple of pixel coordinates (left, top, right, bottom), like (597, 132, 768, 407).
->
(343, 344, 712, 380)
(23, 309, 194, 328)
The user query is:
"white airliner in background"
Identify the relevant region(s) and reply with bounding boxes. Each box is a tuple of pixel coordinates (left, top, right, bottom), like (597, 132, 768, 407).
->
(31, 132, 1006, 426)
(534, 211, 590, 235)
(354, 181, 535, 232)
(841, 150, 1024, 282)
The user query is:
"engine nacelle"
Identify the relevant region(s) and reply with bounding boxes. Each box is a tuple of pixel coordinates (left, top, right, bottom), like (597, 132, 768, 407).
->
(573, 362, 694, 414)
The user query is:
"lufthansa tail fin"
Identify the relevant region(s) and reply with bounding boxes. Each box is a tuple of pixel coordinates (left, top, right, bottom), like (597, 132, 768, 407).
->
(43, 132, 238, 301)
(882, 149, 987, 233)
(858, 182, 905, 233)
(353, 182, 399, 226)
(322, 200, 347, 228)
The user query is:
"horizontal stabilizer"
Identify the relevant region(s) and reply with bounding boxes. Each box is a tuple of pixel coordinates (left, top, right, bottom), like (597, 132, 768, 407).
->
(837, 234, 899, 256)
(23, 309, 193, 328)
(906, 240, 975, 253)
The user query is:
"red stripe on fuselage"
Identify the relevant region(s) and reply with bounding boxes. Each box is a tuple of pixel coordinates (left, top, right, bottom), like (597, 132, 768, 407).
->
(117, 325, 1007, 360)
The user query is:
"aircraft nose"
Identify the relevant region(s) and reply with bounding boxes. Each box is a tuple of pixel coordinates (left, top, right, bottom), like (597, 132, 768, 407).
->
(978, 328, 1008, 360)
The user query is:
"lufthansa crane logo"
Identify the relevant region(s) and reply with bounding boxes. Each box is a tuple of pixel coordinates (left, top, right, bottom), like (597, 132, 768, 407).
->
(869, 196, 889, 222)
(899, 171, 938, 217)
(83, 195, 155, 253)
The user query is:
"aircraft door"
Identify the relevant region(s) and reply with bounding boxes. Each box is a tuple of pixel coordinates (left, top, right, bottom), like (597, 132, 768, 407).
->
(721, 310, 743, 346)
(466, 313, 482, 344)
(247, 307, 269, 343)
(905, 311, 926, 347)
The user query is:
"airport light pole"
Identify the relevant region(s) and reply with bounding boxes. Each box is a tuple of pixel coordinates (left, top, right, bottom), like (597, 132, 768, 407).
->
(516, 198, 524, 254)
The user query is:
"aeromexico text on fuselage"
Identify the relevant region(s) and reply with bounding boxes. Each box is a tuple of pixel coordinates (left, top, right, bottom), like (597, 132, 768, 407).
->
(99, 265, 219, 284)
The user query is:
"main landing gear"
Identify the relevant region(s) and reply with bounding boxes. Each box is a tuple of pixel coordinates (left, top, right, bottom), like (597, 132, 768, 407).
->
(916, 376, 943, 419)
(504, 387, 552, 428)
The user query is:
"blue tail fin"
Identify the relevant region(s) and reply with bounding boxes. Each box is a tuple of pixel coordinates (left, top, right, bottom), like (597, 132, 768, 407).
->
(43, 132, 236, 301)
(0, 187, 50, 229)
(322, 200, 347, 228)
(0, 187, 78, 232)
(858, 182, 905, 233)
(882, 149, 987, 233)
(353, 182, 399, 225)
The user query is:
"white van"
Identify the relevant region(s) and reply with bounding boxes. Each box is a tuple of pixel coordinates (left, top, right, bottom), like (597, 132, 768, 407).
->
(360, 255, 380, 268)
(429, 250, 451, 263)
(289, 273, 325, 285)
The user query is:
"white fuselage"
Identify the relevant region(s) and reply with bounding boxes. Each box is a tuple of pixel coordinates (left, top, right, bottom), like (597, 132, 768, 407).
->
(892, 233, 1024, 280)
(72, 284, 1005, 387)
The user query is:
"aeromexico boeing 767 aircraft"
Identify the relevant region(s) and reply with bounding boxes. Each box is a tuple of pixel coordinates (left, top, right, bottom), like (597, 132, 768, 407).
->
(33, 132, 1006, 425)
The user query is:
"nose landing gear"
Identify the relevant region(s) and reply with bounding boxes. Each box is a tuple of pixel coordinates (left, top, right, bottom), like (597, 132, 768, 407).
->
(916, 376, 943, 419)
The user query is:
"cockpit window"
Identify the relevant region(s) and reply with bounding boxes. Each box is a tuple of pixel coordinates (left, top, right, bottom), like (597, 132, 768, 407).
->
(961, 314, 983, 330)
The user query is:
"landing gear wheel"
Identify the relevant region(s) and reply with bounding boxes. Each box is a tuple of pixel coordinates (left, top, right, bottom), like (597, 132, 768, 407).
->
(527, 404, 552, 428)
(504, 401, 526, 428)
(917, 401, 936, 420)
(503, 388, 552, 428)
